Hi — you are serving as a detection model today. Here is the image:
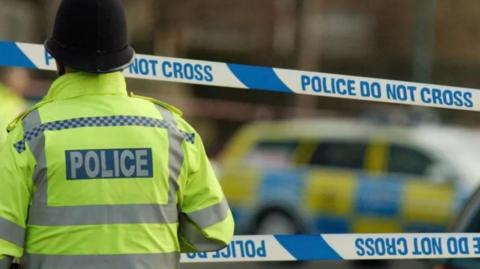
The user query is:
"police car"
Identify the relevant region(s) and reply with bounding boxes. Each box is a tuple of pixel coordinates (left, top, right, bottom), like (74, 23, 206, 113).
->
(218, 118, 480, 235)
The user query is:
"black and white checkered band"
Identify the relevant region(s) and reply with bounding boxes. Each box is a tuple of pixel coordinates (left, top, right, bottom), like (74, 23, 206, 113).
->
(14, 115, 196, 153)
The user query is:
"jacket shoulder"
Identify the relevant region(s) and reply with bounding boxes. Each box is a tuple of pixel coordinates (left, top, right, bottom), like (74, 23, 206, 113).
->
(6, 99, 51, 133)
(129, 93, 183, 117)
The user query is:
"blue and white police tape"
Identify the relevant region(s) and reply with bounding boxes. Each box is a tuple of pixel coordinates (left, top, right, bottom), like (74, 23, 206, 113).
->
(180, 234, 480, 263)
(1, 41, 479, 112)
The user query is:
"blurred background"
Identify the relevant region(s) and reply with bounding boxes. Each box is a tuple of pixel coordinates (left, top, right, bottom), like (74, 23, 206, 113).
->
(2, 0, 480, 268)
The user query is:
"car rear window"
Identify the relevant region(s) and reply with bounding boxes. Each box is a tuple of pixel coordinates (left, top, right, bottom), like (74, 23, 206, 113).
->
(309, 141, 367, 170)
(387, 144, 434, 176)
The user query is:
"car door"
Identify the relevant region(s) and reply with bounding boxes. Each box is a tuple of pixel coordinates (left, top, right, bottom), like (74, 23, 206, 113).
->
(385, 143, 457, 232)
(304, 139, 456, 234)
(304, 139, 370, 233)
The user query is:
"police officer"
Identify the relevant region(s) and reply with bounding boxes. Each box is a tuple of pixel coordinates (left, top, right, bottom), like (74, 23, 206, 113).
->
(0, 0, 234, 268)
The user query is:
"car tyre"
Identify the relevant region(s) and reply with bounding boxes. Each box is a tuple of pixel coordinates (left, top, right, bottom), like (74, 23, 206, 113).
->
(255, 210, 301, 235)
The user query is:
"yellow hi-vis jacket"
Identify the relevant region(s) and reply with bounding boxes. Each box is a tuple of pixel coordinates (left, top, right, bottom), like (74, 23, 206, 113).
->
(0, 72, 234, 269)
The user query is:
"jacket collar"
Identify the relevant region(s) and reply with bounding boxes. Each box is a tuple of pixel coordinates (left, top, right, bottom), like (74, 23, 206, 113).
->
(43, 71, 128, 102)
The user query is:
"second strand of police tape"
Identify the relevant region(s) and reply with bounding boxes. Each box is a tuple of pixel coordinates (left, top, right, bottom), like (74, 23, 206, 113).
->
(181, 234, 480, 262)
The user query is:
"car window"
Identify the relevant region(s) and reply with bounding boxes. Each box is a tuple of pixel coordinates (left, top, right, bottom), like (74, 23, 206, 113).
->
(387, 144, 434, 176)
(245, 141, 298, 168)
(309, 141, 367, 170)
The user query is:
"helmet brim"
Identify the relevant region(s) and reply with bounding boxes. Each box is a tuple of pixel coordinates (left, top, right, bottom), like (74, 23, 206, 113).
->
(45, 39, 135, 74)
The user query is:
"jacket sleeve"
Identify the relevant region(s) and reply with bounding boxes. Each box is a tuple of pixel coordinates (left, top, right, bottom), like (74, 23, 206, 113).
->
(0, 256, 12, 269)
(178, 132, 234, 253)
(0, 125, 34, 260)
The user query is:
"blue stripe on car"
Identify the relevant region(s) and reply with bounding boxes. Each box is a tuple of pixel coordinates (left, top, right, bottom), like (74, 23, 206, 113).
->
(355, 175, 403, 217)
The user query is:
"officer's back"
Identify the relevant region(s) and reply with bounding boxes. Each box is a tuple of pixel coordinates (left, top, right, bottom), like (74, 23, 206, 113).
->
(0, 1, 234, 269)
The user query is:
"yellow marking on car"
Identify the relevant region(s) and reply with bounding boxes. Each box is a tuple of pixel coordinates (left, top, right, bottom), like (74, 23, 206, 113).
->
(294, 140, 317, 164)
(365, 141, 388, 174)
(402, 179, 454, 224)
(305, 169, 357, 215)
(221, 167, 261, 205)
(353, 217, 402, 233)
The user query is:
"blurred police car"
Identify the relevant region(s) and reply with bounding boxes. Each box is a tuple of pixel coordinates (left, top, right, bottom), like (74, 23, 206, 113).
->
(218, 118, 480, 235)
(433, 186, 480, 269)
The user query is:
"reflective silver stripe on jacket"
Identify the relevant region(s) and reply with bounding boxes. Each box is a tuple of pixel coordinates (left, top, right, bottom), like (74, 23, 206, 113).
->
(22, 252, 180, 269)
(186, 198, 230, 229)
(23, 111, 48, 207)
(27, 204, 178, 226)
(155, 106, 184, 204)
(23, 109, 185, 226)
(0, 256, 12, 269)
(179, 214, 227, 252)
(0, 217, 25, 247)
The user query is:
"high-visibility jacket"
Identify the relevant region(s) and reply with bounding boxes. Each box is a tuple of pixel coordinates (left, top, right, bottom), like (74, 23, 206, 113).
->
(0, 83, 27, 148)
(0, 72, 234, 269)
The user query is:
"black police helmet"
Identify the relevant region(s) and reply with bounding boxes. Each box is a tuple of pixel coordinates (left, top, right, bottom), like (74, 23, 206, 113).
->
(45, 0, 135, 73)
